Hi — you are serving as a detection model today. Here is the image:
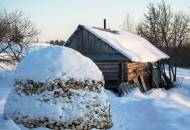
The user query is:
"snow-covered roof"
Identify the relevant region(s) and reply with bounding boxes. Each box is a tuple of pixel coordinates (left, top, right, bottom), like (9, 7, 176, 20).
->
(16, 46, 103, 82)
(82, 25, 169, 62)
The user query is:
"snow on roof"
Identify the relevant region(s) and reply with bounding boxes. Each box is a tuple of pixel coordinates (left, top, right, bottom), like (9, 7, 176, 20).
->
(82, 25, 169, 62)
(16, 46, 103, 82)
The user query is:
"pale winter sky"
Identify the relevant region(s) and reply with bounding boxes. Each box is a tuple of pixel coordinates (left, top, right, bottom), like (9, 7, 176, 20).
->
(0, 0, 189, 42)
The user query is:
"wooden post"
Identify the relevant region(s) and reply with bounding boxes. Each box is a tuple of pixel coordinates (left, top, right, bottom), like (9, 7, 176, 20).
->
(104, 19, 106, 29)
(140, 75, 148, 91)
(121, 63, 124, 82)
(132, 73, 144, 92)
(119, 62, 122, 83)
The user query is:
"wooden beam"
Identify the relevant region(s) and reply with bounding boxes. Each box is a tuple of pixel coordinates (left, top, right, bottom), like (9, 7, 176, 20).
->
(140, 75, 148, 91)
(132, 74, 144, 92)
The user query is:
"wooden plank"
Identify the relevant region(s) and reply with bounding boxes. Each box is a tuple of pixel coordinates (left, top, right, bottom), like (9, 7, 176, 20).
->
(100, 69, 119, 73)
(96, 62, 119, 65)
(83, 28, 118, 55)
(96, 62, 120, 82)
(103, 73, 119, 77)
(104, 77, 120, 80)
(140, 75, 148, 91)
(98, 68, 119, 72)
(83, 29, 87, 54)
(128, 63, 146, 68)
(65, 26, 82, 46)
(128, 71, 150, 81)
(96, 64, 119, 70)
(133, 76, 142, 90)
(128, 70, 146, 74)
(66, 26, 131, 63)
(121, 63, 124, 82)
(127, 62, 149, 81)
(132, 74, 144, 92)
(128, 65, 146, 70)
(97, 64, 119, 68)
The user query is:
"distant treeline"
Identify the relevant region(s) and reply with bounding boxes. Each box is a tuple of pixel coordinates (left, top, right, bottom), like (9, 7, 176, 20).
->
(49, 40, 65, 46)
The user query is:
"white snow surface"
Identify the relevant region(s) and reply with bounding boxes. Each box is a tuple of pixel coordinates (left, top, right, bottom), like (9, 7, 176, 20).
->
(29, 43, 51, 53)
(1, 62, 190, 130)
(82, 25, 169, 62)
(16, 45, 103, 82)
(0, 120, 21, 130)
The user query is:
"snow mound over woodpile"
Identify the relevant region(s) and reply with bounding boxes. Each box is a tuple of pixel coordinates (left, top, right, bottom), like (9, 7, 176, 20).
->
(16, 46, 103, 82)
(4, 46, 112, 130)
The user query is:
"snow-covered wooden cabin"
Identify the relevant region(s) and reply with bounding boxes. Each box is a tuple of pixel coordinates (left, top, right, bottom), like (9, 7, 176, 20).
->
(65, 24, 169, 92)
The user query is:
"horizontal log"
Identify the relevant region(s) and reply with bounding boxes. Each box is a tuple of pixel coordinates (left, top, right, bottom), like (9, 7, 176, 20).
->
(98, 67, 119, 71)
(128, 70, 145, 74)
(98, 65, 119, 69)
(101, 69, 119, 73)
(127, 62, 146, 66)
(104, 76, 120, 80)
(128, 69, 146, 74)
(128, 72, 150, 81)
(128, 64, 146, 68)
(128, 65, 145, 68)
(96, 62, 119, 65)
(128, 63, 146, 67)
(128, 68, 146, 73)
(103, 72, 119, 76)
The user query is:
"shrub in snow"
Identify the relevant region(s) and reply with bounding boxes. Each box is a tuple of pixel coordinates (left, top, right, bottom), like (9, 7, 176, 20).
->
(4, 46, 112, 130)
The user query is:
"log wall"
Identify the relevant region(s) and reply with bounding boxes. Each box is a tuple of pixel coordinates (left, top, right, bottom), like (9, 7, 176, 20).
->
(95, 62, 152, 89)
(127, 62, 152, 91)
(96, 62, 120, 81)
(65, 25, 157, 91)
(65, 26, 129, 62)
(127, 62, 149, 81)
(66, 27, 118, 55)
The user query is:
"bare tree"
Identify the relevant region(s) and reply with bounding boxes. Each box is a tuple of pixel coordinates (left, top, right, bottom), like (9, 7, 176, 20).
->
(0, 10, 11, 54)
(137, 0, 190, 81)
(170, 12, 190, 80)
(122, 13, 136, 33)
(0, 9, 38, 63)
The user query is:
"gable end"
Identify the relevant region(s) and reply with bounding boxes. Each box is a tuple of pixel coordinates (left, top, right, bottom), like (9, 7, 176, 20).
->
(65, 25, 130, 61)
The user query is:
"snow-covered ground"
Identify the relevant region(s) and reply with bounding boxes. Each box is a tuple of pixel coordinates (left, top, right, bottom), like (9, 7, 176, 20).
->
(108, 68, 190, 130)
(0, 65, 190, 130)
(0, 43, 189, 130)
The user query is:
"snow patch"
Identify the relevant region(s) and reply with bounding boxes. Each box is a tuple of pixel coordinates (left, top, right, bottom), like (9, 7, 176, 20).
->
(0, 120, 21, 130)
(1, 63, 190, 130)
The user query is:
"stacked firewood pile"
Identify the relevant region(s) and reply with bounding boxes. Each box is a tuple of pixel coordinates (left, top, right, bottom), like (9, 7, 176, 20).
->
(15, 79, 104, 95)
(4, 46, 113, 130)
(5, 78, 112, 130)
(13, 116, 112, 129)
